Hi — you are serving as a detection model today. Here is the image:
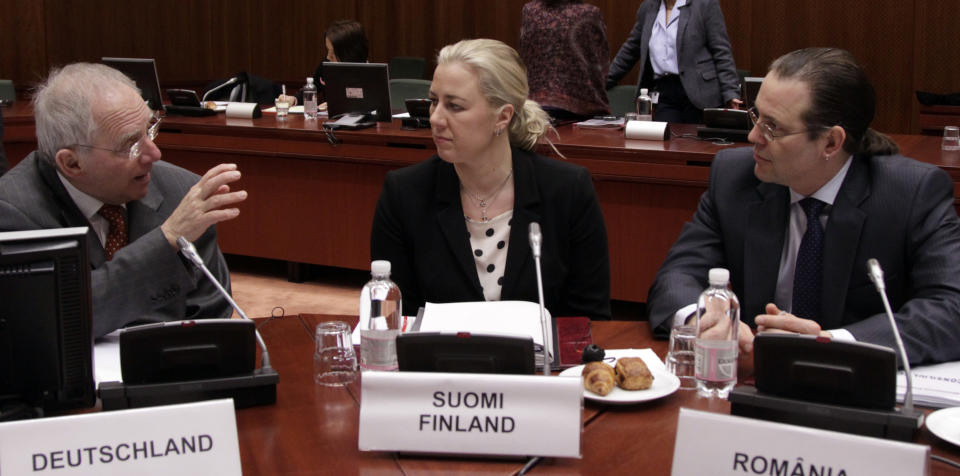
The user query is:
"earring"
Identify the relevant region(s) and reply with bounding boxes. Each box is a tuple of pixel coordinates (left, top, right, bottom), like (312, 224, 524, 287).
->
(825, 153, 831, 162)
(494, 128, 502, 137)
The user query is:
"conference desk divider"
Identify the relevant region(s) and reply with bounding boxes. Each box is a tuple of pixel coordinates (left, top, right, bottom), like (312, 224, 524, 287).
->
(3, 103, 958, 303)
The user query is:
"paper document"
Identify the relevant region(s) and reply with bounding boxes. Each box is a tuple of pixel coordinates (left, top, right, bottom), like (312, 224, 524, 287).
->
(417, 301, 554, 366)
(93, 331, 123, 384)
(897, 361, 960, 408)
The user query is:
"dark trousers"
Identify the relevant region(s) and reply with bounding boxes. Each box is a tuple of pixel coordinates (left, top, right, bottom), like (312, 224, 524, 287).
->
(651, 74, 703, 124)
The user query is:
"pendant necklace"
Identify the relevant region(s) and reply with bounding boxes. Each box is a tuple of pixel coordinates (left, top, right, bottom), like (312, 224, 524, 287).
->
(463, 169, 513, 222)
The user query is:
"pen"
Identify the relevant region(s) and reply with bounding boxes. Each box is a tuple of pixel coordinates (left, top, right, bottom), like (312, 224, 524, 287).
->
(282, 84, 287, 97)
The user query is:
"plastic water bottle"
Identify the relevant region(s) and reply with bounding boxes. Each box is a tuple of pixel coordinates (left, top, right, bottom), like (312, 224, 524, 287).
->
(636, 88, 653, 121)
(359, 260, 402, 371)
(302, 77, 318, 120)
(694, 268, 740, 398)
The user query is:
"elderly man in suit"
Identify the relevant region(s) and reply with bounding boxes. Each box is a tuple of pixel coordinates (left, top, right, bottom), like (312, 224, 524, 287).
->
(0, 63, 247, 337)
(647, 48, 960, 365)
(606, 0, 742, 123)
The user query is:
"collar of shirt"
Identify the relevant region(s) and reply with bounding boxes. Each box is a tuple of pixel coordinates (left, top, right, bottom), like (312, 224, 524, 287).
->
(788, 156, 853, 207)
(57, 172, 125, 247)
(649, 0, 687, 77)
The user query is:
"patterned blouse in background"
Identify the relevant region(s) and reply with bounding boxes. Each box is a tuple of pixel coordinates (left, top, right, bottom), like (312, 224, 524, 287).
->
(520, 0, 611, 118)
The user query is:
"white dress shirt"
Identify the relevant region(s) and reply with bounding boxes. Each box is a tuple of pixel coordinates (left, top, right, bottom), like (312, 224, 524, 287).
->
(648, 0, 687, 77)
(57, 172, 124, 248)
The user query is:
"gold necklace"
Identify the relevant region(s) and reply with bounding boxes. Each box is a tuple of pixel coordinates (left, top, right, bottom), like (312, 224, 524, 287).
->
(462, 169, 513, 222)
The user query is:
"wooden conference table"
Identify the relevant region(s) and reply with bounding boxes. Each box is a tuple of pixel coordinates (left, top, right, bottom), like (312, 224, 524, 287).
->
(240, 314, 960, 475)
(4, 103, 960, 303)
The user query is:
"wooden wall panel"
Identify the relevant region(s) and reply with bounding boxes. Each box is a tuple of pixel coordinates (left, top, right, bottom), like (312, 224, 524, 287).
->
(2, 0, 957, 133)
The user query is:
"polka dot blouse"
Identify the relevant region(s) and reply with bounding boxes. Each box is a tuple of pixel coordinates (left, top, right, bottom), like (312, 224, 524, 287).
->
(465, 210, 512, 301)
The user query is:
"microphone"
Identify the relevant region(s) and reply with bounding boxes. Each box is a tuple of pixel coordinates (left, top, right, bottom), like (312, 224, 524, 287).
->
(177, 236, 272, 370)
(528, 222, 542, 259)
(866, 258, 916, 416)
(528, 222, 550, 375)
(201, 73, 244, 102)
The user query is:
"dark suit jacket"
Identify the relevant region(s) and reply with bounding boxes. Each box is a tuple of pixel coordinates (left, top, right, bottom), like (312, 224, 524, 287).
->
(0, 152, 233, 337)
(647, 147, 960, 364)
(0, 107, 8, 177)
(606, 0, 740, 109)
(371, 147, 611, 320)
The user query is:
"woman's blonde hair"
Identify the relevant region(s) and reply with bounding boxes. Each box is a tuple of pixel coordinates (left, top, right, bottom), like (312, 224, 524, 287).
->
(437, 39, 552, 151)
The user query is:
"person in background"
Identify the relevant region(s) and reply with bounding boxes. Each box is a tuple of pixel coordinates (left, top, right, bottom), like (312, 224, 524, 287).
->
(0, 107, 7, 177)
(519, 0, 610, 121)
(607, 0, 741, 123)
(371, 39, 611, 319)
(647, 48, 960, 365)
(0, 63, 247, 337)
(278, 19, 369, 107)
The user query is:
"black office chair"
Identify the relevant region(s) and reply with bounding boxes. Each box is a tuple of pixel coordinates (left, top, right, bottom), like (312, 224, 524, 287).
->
(388, 57, 427, 80)
(204, 72, 281, 105)
(607, 85, 637, 116)
(390, 79, 431, 112)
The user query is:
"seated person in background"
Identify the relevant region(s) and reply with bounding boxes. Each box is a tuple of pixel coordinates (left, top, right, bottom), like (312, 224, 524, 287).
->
(647, 48, 960, 365)
(606, 0, 741, 123)
(277, 19, 369, 107)
(0, 63, 248, 337)
(519, 0, 610, 121)
(371, 38, 611, 319)
(0, 107, 8, 177)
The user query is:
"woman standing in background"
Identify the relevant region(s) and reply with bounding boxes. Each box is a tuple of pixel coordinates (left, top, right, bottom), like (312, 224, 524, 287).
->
(520, 0, 610, 122)
(607, 0, 741, 123)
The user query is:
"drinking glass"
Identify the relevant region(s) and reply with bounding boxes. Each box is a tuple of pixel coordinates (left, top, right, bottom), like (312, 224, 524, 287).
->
(314, 321, 357, 386)
(943, 126, 960, 151)
(275, 99, 291, 120)
(665, 324, 697, 390)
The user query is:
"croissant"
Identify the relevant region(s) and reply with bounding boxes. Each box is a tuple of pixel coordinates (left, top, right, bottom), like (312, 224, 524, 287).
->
(583, 361, 616, 396)
(615, 357, 654, 390)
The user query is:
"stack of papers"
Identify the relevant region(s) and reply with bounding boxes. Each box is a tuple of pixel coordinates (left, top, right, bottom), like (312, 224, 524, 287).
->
(896, 361, 960, 408)
(574, 118, 624, 129)
(417, 301, 554, 367)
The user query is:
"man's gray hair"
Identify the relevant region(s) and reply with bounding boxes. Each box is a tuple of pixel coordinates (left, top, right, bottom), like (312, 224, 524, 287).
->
(33, 62, 140, 158)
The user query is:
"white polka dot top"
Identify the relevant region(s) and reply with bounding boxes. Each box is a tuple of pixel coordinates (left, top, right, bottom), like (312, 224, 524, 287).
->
(465, 210, 512, 301)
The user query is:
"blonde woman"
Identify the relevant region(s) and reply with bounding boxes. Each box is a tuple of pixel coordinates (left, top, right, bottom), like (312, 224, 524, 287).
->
(371, 39, 611, 319)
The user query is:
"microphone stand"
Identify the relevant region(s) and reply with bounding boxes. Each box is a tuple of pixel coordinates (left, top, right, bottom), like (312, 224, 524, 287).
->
(178, 237, 271, 369)
(867, 259, 918, 419)
(528, 223, 551, 377)
(201, 77, 239, 102)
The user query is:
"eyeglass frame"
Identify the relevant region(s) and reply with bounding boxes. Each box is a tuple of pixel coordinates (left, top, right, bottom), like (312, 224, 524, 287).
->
(71, 113, 162, 160)
(747, 107, 830, 143)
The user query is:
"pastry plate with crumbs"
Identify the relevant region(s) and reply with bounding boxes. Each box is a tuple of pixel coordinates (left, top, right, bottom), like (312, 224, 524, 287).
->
(559, 352, 680, 405)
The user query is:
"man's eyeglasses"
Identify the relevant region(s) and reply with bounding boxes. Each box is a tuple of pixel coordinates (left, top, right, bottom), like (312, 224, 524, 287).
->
(747, 107, 827, 143)
(73, 113, 162, 160)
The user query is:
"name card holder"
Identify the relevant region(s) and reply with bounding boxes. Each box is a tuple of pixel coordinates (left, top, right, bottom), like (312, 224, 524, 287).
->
(671, 408, 928, 476)
(0, 399, 241, 476)
(359, 371, 582, 458)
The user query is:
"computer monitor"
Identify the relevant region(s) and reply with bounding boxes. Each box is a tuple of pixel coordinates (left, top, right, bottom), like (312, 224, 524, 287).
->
(324, 62, 393, 122)
(0, 227, 95, 421)
(743, 77, 763, 109)
(102, 57, 165, 111)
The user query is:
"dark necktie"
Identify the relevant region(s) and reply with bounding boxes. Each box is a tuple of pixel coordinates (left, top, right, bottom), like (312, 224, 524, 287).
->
(792, 198, 826, 321)
(98, 204, 128, 260)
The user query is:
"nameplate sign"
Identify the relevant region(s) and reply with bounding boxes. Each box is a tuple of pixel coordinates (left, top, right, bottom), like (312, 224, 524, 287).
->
(671, 408, 928, 476)
(358, 371, 582, 458)
(0, 399, 241, 475)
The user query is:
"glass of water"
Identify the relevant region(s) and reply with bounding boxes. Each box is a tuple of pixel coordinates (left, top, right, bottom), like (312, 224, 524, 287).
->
(275, 99, 291, 120)
(943, 126, 960, 151)
(665, 324, 696, 390)
(314, 321, 357, 386)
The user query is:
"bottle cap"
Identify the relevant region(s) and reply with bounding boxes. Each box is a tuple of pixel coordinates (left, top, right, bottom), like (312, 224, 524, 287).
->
(371, 260, 391, 275)
(708, 268, 730, 286)
(306, 77, 314, 84)
(640, 88, 648, 96)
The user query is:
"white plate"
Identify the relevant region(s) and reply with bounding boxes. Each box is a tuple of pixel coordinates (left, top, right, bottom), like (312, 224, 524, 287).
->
(559, 360, 681, 405)
(926, 407, 960, 446)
